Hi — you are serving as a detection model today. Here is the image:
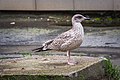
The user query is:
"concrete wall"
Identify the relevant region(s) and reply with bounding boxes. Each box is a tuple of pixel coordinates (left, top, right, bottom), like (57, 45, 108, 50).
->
(114, 0, 120, 10)
(0, 0, 35, 10)
(0, 0, 120, 11)
(74, 0, 113, 10)
(36, 0, 73, 10)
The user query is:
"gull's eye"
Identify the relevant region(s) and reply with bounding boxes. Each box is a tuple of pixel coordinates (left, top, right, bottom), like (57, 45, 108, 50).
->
(75, 16, 82, 19)
(78, 16, 82, 19)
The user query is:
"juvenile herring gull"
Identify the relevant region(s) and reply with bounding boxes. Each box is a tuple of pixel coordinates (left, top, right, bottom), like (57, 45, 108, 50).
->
(32, 14, 90, 65)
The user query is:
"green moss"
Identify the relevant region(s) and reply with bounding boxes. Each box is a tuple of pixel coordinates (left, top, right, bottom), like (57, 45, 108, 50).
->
(106, 17, 113, 21)
(94, 18, 101, 21)
(19, 52, 32, 57)
(104, 59, 120, 80)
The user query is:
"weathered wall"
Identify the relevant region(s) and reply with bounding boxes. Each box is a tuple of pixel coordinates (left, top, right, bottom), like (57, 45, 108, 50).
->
(36, 0, 73, 10)
(0, 0, 35, 10)
(114, 0, 120, 10)
(0, 0, 120, 11)
(74, 0, 113, 10)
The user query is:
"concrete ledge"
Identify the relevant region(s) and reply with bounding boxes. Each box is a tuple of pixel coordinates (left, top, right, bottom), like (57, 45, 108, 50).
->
(0, 55, 105, 79)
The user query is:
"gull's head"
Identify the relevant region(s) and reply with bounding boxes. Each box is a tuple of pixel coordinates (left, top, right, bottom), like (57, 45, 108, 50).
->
(72, 14, 90, 23)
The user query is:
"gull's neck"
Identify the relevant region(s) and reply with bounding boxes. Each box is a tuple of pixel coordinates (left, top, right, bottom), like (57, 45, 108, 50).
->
(72, 22, 84, 38)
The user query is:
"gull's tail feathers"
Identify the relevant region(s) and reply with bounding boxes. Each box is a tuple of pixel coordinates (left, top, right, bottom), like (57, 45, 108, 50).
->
(32, 46, 44, 52)
(32, 40, 53, 52)
(32, 46, 52, 52)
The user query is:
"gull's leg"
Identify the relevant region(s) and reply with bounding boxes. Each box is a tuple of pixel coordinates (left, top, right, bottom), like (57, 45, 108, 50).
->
(67, 50, 70, 59)
(67, 50, 78, 65)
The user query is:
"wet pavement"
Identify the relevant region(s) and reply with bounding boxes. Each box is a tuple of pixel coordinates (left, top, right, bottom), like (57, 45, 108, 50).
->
(0, 26, 120, 47)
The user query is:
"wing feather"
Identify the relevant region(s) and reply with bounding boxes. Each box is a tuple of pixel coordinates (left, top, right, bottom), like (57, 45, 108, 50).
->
(47, 29, 83, 51)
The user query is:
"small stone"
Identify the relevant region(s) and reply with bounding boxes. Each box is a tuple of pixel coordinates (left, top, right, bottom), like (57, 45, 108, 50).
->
(10, 22, 15, 25)
(21, 68, 25, 70)
(47, 19, 50, 21)
(35, 19, 37, 21)
(53, 66, 56, 68)
(28, 17, 30, 19)
(40, 18, 43, 20)
(66, 20, 70, 22)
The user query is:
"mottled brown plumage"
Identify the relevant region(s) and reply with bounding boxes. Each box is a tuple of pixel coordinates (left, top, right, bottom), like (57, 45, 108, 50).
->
(32, 14, 90, 65)
(47, 29, 83, 51)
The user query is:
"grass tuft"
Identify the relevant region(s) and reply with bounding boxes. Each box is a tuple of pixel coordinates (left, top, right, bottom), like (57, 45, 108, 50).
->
(104, 59, 120, 80)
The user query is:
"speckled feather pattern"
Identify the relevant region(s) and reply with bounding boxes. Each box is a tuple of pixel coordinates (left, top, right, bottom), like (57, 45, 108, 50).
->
(41, 14, 85, 52)
(47, 29, 83, 51)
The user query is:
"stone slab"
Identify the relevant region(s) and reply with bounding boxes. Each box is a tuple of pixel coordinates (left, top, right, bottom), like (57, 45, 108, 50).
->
(0, 55, 105, 79)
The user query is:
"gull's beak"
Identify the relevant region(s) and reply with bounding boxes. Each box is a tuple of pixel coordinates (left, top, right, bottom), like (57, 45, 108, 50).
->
(84, 17, 90, 20)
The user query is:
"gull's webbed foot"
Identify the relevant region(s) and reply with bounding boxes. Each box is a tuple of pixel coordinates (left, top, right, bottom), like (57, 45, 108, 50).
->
(67, 59, 78, 65)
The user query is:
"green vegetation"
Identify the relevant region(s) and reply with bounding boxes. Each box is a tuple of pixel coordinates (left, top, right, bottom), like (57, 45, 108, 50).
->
(94, 18, 101, 21)
(0, 12, 120, 27)
(104, 59, 120, 80)
(20, 52, 32, 57)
